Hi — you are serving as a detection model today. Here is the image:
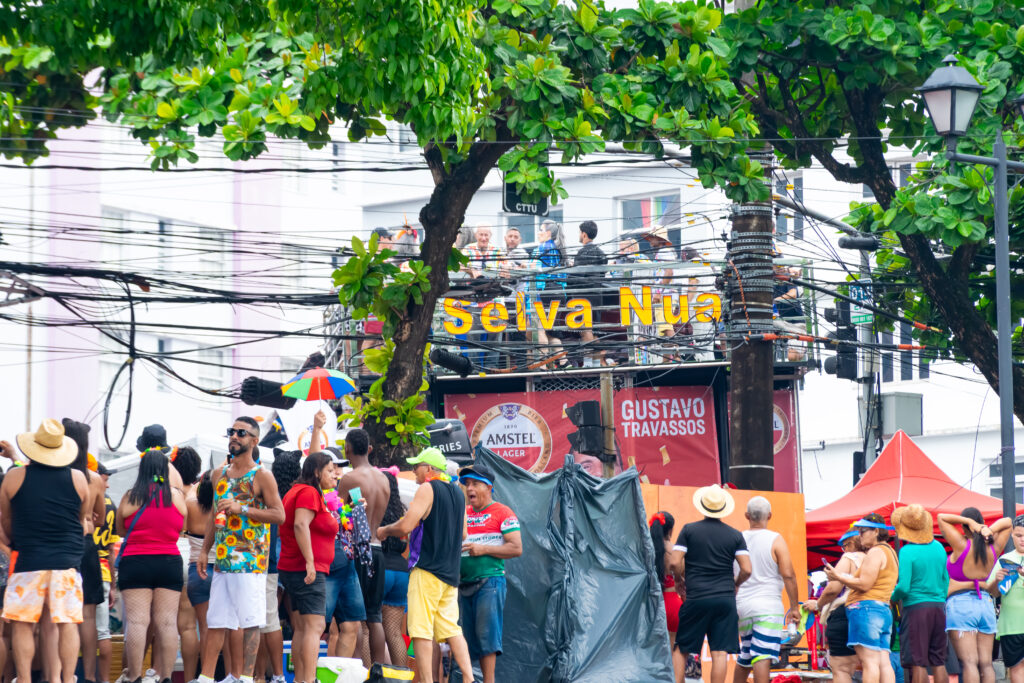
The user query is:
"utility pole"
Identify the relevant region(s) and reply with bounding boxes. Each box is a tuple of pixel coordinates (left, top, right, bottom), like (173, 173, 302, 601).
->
(600, 371, 615, 479)
(726, 152, 775, 491)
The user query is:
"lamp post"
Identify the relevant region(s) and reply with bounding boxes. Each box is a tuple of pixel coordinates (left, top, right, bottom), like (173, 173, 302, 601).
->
(918, 55, 1024, 518)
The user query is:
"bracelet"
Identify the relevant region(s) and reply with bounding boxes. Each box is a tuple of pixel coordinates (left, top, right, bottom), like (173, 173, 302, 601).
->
(241, 504, 249, 516)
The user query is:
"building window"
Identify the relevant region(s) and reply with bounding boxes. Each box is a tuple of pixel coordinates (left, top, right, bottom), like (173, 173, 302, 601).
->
(898, 163, 912, 188)
(881, 330, 893, 383)
(989, 461, 1024, 478)
(900, 322, 913, 381)
(398, 124, 417, 152)
(774, 175, 803, 242)
(156, 338, 170, 392)
(331, 142, 345, 193)
(197, 225, 225, 277)
(196, 349, 227, 391)
(100, 208, 125, 266)
(503, 208, 563, 249)
(621, 193, 680, 237)
(881, 321, 929, 383)
(989, 487, 1023, 502)
(862, 184, 874, 199)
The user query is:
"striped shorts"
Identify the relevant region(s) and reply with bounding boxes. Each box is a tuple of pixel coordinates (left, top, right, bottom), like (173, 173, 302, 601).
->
(737, 612, 785, 666)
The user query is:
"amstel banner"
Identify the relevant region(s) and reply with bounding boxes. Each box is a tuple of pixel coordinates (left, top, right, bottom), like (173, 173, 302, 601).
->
(444, 386, 720, 484)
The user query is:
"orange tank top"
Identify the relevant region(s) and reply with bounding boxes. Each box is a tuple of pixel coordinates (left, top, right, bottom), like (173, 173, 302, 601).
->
(847, 543, 898, 605)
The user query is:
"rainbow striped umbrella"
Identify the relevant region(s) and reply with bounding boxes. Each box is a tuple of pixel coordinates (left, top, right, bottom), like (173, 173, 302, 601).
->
(281, 367, 357, 401)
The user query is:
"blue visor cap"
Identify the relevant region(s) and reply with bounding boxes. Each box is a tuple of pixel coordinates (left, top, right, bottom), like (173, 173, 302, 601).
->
(461, 473, 493, 487)
(852, 518, 896, 531)
(458, 465, 495, 488)
(838, 530, 859, 546)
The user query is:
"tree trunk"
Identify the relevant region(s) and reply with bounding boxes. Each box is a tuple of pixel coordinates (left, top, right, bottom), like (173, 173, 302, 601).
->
(365, 140, 513, 467)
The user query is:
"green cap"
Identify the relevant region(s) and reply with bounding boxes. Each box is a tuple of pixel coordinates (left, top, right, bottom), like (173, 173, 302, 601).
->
(406, 446, 448, 470)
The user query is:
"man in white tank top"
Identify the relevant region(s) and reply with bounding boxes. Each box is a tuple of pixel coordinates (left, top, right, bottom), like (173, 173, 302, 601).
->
(734, 496, 800, 683)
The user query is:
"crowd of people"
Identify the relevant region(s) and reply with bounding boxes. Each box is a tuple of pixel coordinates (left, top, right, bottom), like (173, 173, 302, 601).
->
(650, 483, 1024, 683)
(368, 220, 749, 371)
(0, 416, 522, 683)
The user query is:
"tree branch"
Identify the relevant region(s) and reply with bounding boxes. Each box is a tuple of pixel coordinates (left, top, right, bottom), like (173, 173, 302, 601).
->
(948, 243, 978, 283)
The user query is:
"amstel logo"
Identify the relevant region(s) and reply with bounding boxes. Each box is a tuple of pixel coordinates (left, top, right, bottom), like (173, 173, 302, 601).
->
(470, 403, 553, 473)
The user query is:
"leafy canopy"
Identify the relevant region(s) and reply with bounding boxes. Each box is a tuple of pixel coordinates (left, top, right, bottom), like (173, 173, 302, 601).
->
(721, 0, 1024, 364)
(2, 0, 770, 203)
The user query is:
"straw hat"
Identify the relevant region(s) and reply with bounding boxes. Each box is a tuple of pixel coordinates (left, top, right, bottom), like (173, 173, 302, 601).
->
(692, 484, 735, 519)
(643, 224, 672, 243)
(16, 419, 77, 467)
(891, 504, 934, 545)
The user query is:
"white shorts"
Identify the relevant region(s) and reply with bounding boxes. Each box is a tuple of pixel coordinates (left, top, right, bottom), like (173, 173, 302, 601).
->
(260, 573, 280, 634)
(208, 572, 267, 630)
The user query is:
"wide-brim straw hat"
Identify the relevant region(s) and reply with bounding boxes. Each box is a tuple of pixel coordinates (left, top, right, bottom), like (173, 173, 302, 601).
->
(16, 419, 77, 467)
(643, 224, 672, 243)
(692, 484, 735, 519)
(891, 504, 934, 544)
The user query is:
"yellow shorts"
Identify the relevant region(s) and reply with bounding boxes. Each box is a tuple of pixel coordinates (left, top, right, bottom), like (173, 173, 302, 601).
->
(2, 569, 84, 624)
(407, 568, 462, 643)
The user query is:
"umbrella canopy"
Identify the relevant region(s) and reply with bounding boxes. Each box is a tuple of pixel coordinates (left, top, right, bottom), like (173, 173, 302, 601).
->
(281, 367, 357, 401)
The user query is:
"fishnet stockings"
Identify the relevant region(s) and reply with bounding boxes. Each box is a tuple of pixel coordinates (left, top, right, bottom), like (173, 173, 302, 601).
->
(122, 588, 179, 680)
(382, 606, 409, 669)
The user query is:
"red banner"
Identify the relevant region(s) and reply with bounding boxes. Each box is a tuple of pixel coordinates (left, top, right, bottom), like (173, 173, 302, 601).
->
(444, 386, 720, 484)
(772, 388, 800, 493)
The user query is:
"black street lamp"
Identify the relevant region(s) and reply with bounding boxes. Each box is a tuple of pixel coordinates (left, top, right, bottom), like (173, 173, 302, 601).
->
(918, 55, 1023, 518)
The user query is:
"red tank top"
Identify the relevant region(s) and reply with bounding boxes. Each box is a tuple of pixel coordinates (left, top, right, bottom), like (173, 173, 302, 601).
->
(122, 499, 184, 557)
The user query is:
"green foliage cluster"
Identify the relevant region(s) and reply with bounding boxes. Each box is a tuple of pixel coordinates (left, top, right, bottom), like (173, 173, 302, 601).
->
(722, 0, 1024, 365)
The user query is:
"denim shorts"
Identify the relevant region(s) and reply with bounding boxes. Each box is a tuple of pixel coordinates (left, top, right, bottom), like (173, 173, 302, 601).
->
(383, 569, 409, 609)
(326, 560, 366, 623)
(847, 600, 893, 652)
(459, 575, 507, 660)
(187, 563, 212, 606)
(945, 590, 997, 634)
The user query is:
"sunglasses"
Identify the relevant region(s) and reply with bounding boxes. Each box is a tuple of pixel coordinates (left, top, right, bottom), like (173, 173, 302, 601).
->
(225, 428, 254, 438)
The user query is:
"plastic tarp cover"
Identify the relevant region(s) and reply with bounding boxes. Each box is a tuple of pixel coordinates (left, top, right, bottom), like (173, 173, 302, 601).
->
(476, 447, 673, 683)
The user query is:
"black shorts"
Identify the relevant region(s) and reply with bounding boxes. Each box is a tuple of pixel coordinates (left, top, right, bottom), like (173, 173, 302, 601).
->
(279, 570, 327, 616)
(356, 546, 385, 624)
(1001, 633, 1024, 669)
(81, 542, 104, 606)
(826, 604, 856, 657)
(117, 554, 184, 592)
(675, 595, 739, 654)
(901, 602, 947, 667)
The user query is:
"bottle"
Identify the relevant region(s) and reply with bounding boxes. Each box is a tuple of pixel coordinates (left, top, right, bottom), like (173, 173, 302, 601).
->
(215, 511, 227, 528)
(787, 622, 798, 640)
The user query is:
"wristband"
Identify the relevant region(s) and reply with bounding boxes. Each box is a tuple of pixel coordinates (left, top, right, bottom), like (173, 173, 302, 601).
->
(241, 504, 249, 516)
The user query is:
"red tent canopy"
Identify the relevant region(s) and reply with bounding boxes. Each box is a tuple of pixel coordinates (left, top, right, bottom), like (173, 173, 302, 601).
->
(805, 430, 1022, 565)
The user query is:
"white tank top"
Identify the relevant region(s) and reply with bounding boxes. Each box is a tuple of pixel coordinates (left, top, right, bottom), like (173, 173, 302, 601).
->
(736, 528, 784, 616)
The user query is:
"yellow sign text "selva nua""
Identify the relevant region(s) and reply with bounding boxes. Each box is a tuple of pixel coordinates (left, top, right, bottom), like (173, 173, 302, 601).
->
(441, 286, 722, 334)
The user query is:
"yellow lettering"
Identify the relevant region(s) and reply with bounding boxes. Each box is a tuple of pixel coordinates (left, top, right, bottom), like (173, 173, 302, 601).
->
(565, 298, 592, 329)
(694, 293, 722, 323)
(481, 302, 508, 333)
(533, 299, 560, 330)
(442, 298, 473, 334)
(515, 291, 527, 331)
(619, 286, 653, 326)
(662, 295, 689, 325)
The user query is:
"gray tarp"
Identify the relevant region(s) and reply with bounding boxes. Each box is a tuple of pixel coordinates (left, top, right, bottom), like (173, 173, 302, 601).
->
(475, 447, 673, 683)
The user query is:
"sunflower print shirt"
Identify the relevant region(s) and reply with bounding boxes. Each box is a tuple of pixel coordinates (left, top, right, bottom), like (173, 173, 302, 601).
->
(214, 465, 269, 574)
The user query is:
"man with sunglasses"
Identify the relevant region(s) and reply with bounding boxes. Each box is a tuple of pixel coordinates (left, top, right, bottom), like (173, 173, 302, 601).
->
(198, 417, 285, 683)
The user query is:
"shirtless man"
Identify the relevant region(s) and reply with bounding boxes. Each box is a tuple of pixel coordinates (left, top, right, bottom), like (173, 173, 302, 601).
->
(337, 428, 391, 664)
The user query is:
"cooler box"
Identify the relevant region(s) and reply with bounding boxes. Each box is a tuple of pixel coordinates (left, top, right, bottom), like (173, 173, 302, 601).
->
(315, 657, 367, 683)
(282, 641, 329, 683)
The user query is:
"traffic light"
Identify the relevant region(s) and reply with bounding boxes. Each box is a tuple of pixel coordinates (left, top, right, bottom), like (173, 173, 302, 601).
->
(823, 300, 857, 380)
(566, 400, 604, 457)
